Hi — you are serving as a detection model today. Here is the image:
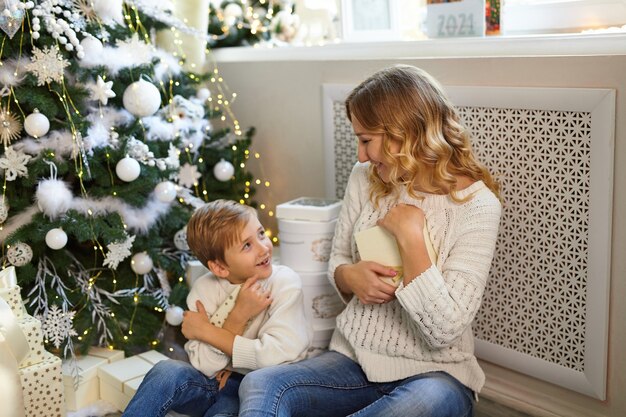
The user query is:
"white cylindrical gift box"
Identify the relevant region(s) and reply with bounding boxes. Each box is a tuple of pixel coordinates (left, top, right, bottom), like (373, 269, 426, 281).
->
(277, 218, 336, 272)
(299, 271, 344, 331)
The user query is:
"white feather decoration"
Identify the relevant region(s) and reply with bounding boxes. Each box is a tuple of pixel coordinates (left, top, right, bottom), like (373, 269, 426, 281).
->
(72, 195, 172, 234)
(36, 179, 74, 219)
(0, 205, 39, 243)
(0, 58, 28, 87)
(15, 130, 75, 159)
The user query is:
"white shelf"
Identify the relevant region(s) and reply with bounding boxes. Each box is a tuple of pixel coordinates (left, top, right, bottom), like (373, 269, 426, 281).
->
(211, 33, 626, 62)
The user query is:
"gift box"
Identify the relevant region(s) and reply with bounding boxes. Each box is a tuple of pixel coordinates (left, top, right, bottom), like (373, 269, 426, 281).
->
(277, 219, 337, 272)
(17, 314, 46, 369)
(276, 197, 342, 222)
(62, 347, 124, 411)
(185, 259, 209, 287)
(306, 326, 335, 358)
(18, 350, 66, 417)
(300, 271, 344, 330)
(0, 267, 27, 319)
(277, 197, 341, 272)
(98, 350, 169, 411)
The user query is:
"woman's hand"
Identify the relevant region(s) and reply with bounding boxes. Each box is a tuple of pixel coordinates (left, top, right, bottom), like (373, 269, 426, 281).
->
(335, 261, 398, 305)
(378, 204, 433, 284)
(377, 204, 425, 243)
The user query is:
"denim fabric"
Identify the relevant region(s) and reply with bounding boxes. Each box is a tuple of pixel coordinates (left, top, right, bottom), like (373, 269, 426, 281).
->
(121, 359, 243, 417)
(238, 351, 474, 417)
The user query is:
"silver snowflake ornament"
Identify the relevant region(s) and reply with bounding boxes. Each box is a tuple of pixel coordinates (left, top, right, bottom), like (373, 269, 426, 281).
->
(177, 163, 202, 188)
(39, 304, 78, 349)
(103, 234, 136, 270)
(90, 75, 116, 105)
(26, 45, 69, 86)
(0, 146, 31, 181)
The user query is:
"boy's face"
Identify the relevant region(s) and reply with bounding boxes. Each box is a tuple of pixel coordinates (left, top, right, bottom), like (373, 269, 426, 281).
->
(221, 215, 273, 284)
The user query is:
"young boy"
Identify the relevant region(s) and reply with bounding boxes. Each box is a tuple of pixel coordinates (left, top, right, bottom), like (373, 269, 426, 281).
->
(122, 200, 311, 417)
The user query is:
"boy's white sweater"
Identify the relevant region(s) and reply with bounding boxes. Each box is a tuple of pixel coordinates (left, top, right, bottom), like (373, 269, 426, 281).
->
(185, 264, 310, 378)
(329, 162, 502, 393)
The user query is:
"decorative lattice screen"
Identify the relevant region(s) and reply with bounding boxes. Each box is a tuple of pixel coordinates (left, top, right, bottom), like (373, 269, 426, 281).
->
(322, 84, 614, 399)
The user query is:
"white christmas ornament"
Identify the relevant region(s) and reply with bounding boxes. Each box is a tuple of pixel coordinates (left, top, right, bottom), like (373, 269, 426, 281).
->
(213, 159, 235, 182)
(196, 87, 211, 101)
(0, 199, 8, 223)
(36, 179, 73, 219)
(45, 228, 68, 250)
(116, 156, 141, 182)
(90, 75, 116, 105)
(173, 227, 189, 251)
(7, 242, 32, 266)
(123, 78, 161, 117)
(79, 35, 103, 58)
(155, 181, 177, 203)
(223, 3, 243, 26)
(165, 305, 184, 326)
(24, 109, 50, 138)
(131, 251, 153, 274)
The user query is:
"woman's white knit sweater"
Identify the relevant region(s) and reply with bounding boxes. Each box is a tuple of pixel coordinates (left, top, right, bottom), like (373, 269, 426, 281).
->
(328, 162, 502, 393)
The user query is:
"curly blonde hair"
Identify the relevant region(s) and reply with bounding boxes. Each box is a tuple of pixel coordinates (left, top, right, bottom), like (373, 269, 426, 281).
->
(186, 199, 256, 267)
(345, 65, 500, 205)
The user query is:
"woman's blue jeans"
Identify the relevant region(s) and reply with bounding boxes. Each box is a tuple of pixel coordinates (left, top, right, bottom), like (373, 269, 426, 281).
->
(238, 351, 474, 417)
(121, 359, 242, 417)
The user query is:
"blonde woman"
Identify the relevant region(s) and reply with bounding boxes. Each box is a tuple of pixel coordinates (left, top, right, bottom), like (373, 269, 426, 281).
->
(239, 65, 502, 417)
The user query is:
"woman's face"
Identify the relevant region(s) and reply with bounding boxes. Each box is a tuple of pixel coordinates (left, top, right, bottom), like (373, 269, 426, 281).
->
(352, 116, 401, 183)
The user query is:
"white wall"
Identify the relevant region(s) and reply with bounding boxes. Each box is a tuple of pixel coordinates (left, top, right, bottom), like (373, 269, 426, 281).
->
(214, 45, 626, 417)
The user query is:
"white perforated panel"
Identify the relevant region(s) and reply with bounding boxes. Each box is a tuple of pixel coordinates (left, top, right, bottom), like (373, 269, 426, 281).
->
(462, 107, 590, 372)
(323, 84, 614, 399)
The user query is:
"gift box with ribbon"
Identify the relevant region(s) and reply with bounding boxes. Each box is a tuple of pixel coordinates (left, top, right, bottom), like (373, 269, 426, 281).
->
(0, 266, 65, 417)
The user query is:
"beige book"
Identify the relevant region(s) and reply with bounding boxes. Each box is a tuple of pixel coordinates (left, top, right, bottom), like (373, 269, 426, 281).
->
(355, 222, 438, 287)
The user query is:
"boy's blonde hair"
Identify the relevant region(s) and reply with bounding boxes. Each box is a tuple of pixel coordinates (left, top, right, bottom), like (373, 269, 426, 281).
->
(345, 65, 500, 205)
(186, 199, 257, 267)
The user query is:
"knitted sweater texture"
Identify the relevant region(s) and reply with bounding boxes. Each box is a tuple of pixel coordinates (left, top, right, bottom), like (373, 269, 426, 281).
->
(328, 162, 501, 393)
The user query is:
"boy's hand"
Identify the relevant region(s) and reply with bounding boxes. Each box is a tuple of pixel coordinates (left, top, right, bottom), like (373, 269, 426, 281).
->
(182, 300, 214, 341)
(231, 275, 272, 323)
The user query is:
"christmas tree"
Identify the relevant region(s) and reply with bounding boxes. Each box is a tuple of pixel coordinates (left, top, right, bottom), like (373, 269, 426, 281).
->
(0, 0, 256, 358)
(207, 1, 301, 48)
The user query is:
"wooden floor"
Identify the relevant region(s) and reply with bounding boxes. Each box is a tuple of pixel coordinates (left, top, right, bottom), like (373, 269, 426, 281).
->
(104, 397, 533, 417)
(475, 396, 534, 417)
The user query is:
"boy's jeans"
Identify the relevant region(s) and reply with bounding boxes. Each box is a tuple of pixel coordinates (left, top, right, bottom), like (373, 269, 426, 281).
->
(239, 351, 474, 417)
(122, 359, 242, 417)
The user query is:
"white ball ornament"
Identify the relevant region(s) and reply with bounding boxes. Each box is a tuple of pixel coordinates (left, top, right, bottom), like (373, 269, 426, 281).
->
(196, 87, 211, 101)
(155, 181, 177, 203)
(131, 252, 153, 274)
(165, 305, 184, 326)
(123, 78, 161, 117)
(173, 227, 189, 251)
(24, 109, 50, 138)
(116, 156, 141, 182)
(213, 159, 235, 182)
(79, 35, 103, 57)
(45, 228, 68, 250)
(7, 242, 33, 267)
